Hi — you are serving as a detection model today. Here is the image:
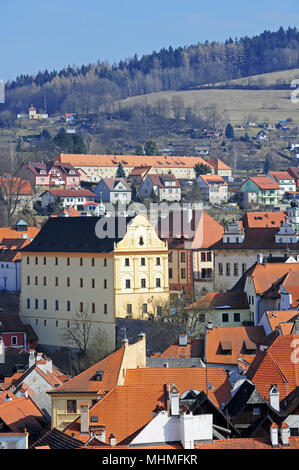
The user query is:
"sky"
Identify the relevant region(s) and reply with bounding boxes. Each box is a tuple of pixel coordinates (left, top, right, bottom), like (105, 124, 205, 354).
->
(1, 0, 299, 81)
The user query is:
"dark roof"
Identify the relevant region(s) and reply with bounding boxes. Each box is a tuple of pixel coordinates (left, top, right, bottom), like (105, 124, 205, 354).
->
(0, 348, 29, 378)
(24, 324, 38, 343)
(224, 380, 268, 419)
(30, 427, 83, 449)
(0, 313, 26, 333)
(21, 216, 134, 254)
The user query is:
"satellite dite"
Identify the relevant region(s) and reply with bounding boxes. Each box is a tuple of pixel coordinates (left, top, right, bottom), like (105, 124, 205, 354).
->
(0, 80, 4, 104)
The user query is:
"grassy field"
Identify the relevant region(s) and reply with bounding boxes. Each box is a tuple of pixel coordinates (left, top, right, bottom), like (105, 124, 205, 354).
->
(121, 87, 299, 126)
(213, 68, 299, 87)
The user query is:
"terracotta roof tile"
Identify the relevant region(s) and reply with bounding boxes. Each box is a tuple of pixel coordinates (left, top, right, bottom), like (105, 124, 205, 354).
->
(250, 263, 299, 294)
(186, 292, 249, 310)
(0, 396, 46, 433)
(247, 176, 280, 190)
(265, 310, 299, 332)
(241, 212, 287, 229)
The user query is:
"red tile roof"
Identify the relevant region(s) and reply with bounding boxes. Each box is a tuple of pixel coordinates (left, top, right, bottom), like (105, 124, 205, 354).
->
(0, 396, 46, 433)
(241, 212, 287, 229)
(247, 176, 280, 190)
(207, 158, 231, 171)
(0, 177, 34, 195)
(155, 338, 204, 359)
(186, 292, 249, 310)
(196, 436, 299, 449)
(265, 310, 299, 332)
(269, 171, 295, 182)
(247, 334, 299, 401)
(0, 226, 39, 241)
(250, 263, 299, 294)
(205, 326, 267, 365)
(198, 174, 227, 185)
(45, 189, 94, 198)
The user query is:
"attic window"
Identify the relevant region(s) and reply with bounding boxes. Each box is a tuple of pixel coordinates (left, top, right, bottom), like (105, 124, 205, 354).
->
(220, 340, 232, 355)
(94, 371, 104, 381)
(90, 416, 98, 423)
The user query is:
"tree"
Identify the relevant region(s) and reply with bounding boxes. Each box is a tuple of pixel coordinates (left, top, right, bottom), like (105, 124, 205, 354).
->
(263, 152, 276, 173)
(116, 162, 126, 178)
(0, 176, 36, 225)
(144, 140, 160, 156)
(194, 163, 210, 178)
(225, 123, 235, 139)
(135, 144, 144, 155)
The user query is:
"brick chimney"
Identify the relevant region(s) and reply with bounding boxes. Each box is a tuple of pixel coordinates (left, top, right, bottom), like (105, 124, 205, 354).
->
(80, 402, 89, 435)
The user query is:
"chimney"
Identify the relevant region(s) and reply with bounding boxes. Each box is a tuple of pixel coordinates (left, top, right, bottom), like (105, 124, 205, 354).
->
(109, 433, 116, 446)
(80, 402, 90, 435)
(121, 338, 129, 349)
(270, 423, 279, 448)
(29, 349, 36, 368)
(138, 332, 146, 341)
(169, 384, 180, 416)
(257, 253, 263, 264)
(280, 423, 290, 446)
(179, 334, 188, 347)
(269, 385, 280, 412)
(36, 352, 43, 362)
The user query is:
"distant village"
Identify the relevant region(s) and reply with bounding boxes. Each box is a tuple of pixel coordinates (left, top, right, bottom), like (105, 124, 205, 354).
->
(0, 109, 299, 450)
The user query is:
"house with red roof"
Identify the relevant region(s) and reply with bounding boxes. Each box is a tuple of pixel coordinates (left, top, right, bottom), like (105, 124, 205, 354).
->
(240, 176, 280, 205)
(40, 188, 95, 210)
(196, 174, 228, 204)
(139, 173, 181, 202)
(259, 310, 299, 336)
(94, 178, 132, 205)
(267, 171, 296, 198)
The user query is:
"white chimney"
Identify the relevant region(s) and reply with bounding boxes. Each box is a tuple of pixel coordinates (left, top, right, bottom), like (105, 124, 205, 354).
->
(170, 385, 180, 416)
(280, 423, 290, 446)
(29, 349, 36, 367)
(269, 385, 280, 412)
(270, 423, 279, 448)
(257, 253, 263, 264)
(109, 433, 116, 446)
(179, 334, 188, 347)
(80, 402, 89, 435)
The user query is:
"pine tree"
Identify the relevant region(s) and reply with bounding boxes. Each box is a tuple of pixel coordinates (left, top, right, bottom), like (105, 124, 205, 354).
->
(225, 123, 234, 139)
(116, 162, 126, 178)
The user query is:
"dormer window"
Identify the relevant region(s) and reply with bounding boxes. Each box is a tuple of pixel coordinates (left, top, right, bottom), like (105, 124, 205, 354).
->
(94, 371, 104, 381)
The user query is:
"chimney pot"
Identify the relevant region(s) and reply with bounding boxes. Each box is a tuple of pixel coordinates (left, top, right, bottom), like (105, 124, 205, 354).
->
(80, 402, 90, 435)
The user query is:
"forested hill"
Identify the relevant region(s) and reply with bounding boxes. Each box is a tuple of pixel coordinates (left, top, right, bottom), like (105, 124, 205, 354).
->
(4, 26, 299, 116)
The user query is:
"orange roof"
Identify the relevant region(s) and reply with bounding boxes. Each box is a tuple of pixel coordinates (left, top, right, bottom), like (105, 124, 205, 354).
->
(205, 326, 267, 365)
(198, 174, 226, 185)
(196, 436, 299, 449)
(0, 226, 39, 242)
(156, 338, 204, 359)
(265, 310, 299, 332)
(250, 263, 299, 294)
(186, 292, 249, 310)
(0, 177, 34, 195)
(58, 153, 212, 170)
(269, 171, 295, 182)
(208, 158, 231, 171)
(247, 334, 299, 401)
(247, 176, 280, 190)
(0, 396, 45, 433)
(51, 207, 82, 217)
(49, 347, 125, 394)
(65, 367, 231, 444)
(241, 212, 287, 228)
(191, 210, 224, 249)
(281, 271, 299, 308)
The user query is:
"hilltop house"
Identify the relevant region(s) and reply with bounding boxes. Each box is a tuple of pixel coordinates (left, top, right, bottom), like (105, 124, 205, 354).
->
(240, 176, 280, 205)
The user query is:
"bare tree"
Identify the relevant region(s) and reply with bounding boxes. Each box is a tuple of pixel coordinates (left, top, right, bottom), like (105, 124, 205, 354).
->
(60, 305, 95, 356)
(0, 176, 36, 225)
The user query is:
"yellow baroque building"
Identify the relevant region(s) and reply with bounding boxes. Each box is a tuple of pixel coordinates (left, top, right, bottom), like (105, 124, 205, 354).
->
(20, 214, 169, 350)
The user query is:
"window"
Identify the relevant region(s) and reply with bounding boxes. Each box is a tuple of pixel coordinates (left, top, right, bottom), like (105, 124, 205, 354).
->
(43, 299, 47, 310)
(226, 263, 230, 276)
(92, 303, 95, 313)
(156, 257, 161, 265)
(56, 321, 59, 328)
(169, 268, 173, 279)
(218, 263, 223, 276)
(44, 320, 47, 326)
(79, 302, 83, 313)
(139, 236, 144, 246)
(92, 279, 95, 288)
(43, 276, 47, 286)
(67, 258, 70, 266)
(104, 258, 107, 267)
(180, 253, 185, 263)
(55, 257, 58, 266)
(80, 258, 83, 266)
(207, 252, 212, 262)
(67, 301, 70, 312)
(103, 279, 107, 289)
(125, 279, 131, 289)
(27, 276, 30, 285)
(125, 258, 130, 266)
(141, 278, 146, 288)
(91, 258, 95, 267)
(127, 304, 132, 315)
(11, 336, 17, 346)
(253, 408, 260, 416)
(104, 304, 107, 314)
(168, 252, 173, 262)
(234, 313, 241, 323)
(26, 298, 30, 309)
(35, 257, 38, 265)
(27, 257, 30, 265)
(55, 300, 59, 311)
(156, 278, 161, 288)
(141, 258, 145, 266)
(35, 319, 38, 325)
(201, 252, 206, 262)
(181, 268, 186, 279)
(67, 277, 70, 287)
(142, 303, 147, 314)
(222, 313, 229, 323)
(55, 277, 58, 286)
(67, 400, 77, 414)
(43, 257, 47, 265)
(234, 263, 238, 277)
(35, 299, 38, 309)
(80, 278, 83, 288)
(242, 263, 247, 274)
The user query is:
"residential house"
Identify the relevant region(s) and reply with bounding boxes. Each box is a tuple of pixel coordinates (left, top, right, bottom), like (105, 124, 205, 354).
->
(259, 310, 299, 336)
(204, 325, 267, 376)
(20, 214, 169, 349)
(94, 178, 132, 205)
(40, 189, 95, 210)
(240, 176, 280, 205)
(62, 337, 232, 446)
(28, 106, 48, 120)
(0, 432, 28, 449)
(267, 171, 296, 198)
(0, 219, 39, 242)
(256, 130, 268, 141)
(58, 153, 229, 182)
(185, 292, 251, 327)
(139, 173, 181, 202)
(0, 312, 38, 350)
(196, 175, 228, 204)
(210, 217, 299, 292)
(48, 334, 146, 431)
(0, 238, 31, 291)
(287, 167, 299, 187)
(207, 159, 232, 179)
(126, 166, 153, 187)
(16, 159, 84, 189)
